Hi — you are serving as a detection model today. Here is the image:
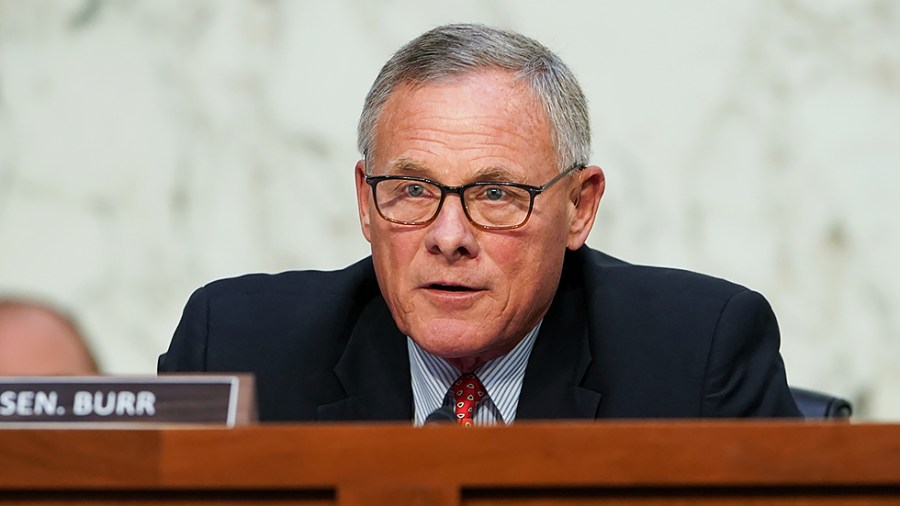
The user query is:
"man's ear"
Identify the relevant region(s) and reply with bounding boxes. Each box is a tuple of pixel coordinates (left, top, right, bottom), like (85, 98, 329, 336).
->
(355, 160, 373, 243)
(566, 165, 605, 250)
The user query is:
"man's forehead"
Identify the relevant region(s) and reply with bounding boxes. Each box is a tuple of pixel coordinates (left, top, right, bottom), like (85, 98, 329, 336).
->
(370, 71, 555, 182)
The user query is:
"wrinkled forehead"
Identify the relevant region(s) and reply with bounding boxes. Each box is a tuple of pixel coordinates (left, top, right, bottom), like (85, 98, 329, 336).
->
(370, 71, 555, 180)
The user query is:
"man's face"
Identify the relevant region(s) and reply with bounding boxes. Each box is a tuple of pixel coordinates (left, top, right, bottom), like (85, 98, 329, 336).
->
(355, 70, 602, 370)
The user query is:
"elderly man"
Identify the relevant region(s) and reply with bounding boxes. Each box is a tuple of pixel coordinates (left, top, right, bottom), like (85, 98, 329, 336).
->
(159, 24, 800, 423)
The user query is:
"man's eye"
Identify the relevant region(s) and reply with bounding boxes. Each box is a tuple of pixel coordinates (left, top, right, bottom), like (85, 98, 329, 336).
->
(403, 183, 427, 197)
(482, 187, 506, 201)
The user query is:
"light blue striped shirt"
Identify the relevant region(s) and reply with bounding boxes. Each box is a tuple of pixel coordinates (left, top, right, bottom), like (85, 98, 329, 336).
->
(408, 322, 541, 426)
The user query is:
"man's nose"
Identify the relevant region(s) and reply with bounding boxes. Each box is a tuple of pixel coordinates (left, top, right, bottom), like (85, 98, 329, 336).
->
(424, 194, 480, 261)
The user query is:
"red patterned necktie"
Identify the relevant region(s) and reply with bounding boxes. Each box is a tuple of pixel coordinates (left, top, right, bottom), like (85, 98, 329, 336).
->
(452, 372, 486, 427)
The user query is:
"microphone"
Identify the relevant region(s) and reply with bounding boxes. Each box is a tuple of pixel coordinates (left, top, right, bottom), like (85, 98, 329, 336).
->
(424, 405, 457, 424)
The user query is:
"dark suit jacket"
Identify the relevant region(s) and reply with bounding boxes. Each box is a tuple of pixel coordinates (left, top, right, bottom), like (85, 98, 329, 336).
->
(158, 246, 801, 421)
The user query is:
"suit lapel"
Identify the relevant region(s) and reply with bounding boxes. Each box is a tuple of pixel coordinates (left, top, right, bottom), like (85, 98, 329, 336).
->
(516, 250, 603, 420)
(317, 295, 412, 422)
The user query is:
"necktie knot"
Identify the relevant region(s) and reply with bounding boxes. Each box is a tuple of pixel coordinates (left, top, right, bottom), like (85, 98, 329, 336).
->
(452, 372, 486, 427)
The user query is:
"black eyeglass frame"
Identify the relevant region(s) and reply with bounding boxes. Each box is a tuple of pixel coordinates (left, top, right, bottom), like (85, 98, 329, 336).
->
(364, 163, 585, 230)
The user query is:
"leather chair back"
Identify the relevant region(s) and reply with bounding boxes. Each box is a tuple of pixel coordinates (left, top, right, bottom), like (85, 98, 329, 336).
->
(791, 387, 853, 419)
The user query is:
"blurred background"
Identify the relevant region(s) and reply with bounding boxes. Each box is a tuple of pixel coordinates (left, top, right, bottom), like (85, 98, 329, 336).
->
(0, 0, 897, 418)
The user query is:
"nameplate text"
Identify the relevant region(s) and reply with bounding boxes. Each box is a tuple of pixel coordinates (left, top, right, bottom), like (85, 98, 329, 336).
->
(0, 375, 255, 427)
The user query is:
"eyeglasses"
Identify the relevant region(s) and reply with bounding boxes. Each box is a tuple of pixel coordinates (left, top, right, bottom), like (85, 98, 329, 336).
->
(364, 163, 584, 230)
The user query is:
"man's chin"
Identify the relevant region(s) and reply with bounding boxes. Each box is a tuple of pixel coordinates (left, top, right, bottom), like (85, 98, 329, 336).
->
(408, 318, 522, 368)
(410, 320, 491, 360)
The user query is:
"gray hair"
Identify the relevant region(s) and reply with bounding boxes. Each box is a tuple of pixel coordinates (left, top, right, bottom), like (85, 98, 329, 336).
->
(357, 23, 591, 172)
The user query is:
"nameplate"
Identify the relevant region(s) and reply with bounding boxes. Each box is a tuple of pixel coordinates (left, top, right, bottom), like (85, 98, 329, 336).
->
(0, 375, 256, 428)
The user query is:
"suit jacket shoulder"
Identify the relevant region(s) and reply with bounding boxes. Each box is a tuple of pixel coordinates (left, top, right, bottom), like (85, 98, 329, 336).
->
(158, 257, 399, 421)
(563, 247, 799, 417)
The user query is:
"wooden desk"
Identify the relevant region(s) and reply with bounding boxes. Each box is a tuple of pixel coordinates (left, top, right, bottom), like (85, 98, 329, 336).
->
(1, 421, 898, 505)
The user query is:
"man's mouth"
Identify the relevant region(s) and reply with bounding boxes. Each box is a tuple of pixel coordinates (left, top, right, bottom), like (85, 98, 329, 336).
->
(428, 284, 476, 292)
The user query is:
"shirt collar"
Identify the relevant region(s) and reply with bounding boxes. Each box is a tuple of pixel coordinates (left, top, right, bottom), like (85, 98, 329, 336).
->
(408, 321, 542, 425)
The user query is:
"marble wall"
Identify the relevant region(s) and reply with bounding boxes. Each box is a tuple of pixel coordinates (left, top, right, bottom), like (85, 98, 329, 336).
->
(1, 0, 897, 418)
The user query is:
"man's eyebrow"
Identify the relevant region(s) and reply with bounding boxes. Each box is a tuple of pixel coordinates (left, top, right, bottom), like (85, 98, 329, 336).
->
(385, 160, 524, 183)
(471, 166, 521, 183)
(387, 159, 430, 176)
